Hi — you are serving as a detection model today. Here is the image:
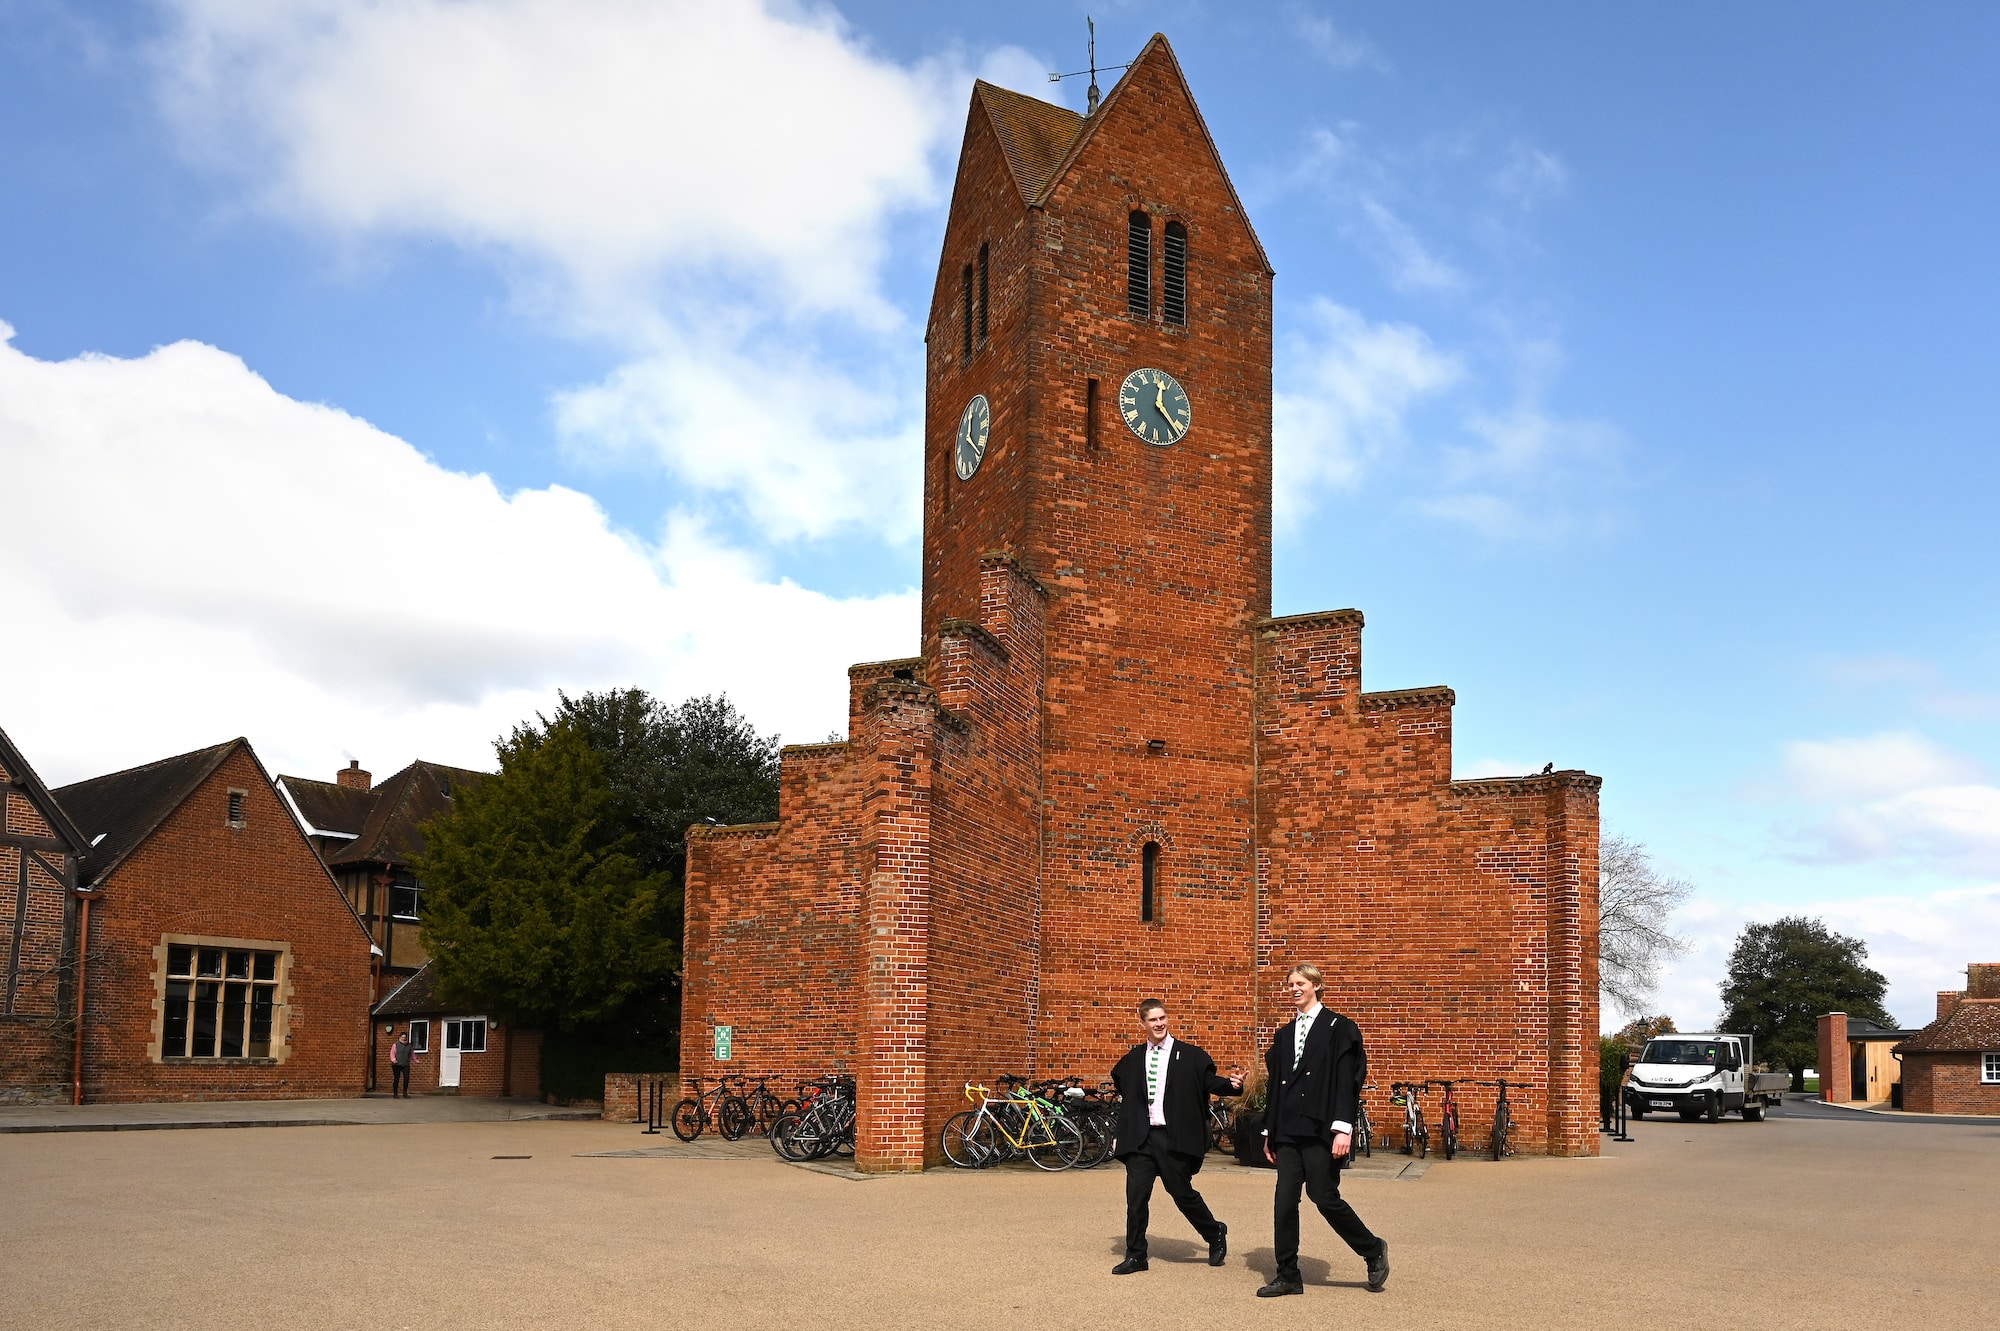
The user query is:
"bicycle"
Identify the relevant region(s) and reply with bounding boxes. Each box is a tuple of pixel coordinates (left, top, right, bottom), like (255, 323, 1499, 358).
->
(1431, 1079, 1463, 1160)
(726, 1076, 790, 1138)
(771, 1075, 856, 1161)
(1207, 1098, 1236, 1154)
(1353, 1083, 1376, 1158)
(1482, 1078, 1524, 1160)
(939, 1079, 1082, 1171)
(1389, 1080, 1428, 1158)
(671, 1075, 744, 1142)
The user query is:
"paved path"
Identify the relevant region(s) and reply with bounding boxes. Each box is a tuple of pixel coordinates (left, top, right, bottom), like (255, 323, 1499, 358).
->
(2, 1107, 1991, 1329)
(0, 1094, 600, 1133)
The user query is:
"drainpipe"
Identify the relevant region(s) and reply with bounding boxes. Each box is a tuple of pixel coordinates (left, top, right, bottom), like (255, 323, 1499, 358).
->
(71, 888, 99, 1106)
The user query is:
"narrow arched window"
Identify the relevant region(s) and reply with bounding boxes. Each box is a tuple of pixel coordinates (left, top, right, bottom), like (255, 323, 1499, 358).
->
(1141, 841, 1161, 921)
(1163, 221, 1187, 326)
(977, 243, 990, 344)
(1127, 211, 1151, 318)
(961, 263, 974, 357)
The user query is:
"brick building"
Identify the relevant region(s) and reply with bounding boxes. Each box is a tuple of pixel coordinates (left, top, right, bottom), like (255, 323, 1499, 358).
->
(276, 759, 485, 1002)
(1812, 1013, 1918, 1105)
(1891, 964, 2000, 1115)
(0, 725, 87, 1104)
(54, 739, 374, 1101)
(680, 36, 1601, 1171)
(373, 963, 540, 1098)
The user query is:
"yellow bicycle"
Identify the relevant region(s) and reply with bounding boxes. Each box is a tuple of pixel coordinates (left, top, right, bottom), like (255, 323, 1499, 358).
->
(940, 1078, 1084, 1170)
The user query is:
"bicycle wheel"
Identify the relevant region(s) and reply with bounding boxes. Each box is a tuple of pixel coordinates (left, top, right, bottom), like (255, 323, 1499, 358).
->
(1356, 1107, 1372, 1157)
(1076, 1113, 1115, 1168)
(770, 1112, 805, 1160)
(940, 1111, 995, 1168)
(1442, 1107, 1457, 1160)
(790, 1104, 834, 1159)
(1026, 1114, 1084, 1171)
(718, 1095, 753, 1141)
(1210, 1105, 1234, 1154)
(1415, 1110, 1428, 1159)
(670, 1098, 704, 1142)
(1491, 1103, 1511, 1160)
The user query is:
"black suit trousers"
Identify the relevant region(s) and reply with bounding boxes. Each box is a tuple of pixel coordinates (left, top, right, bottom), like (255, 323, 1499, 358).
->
(1124, 1133, 1220, 1257)
(1272, 1138, 1381, 1276)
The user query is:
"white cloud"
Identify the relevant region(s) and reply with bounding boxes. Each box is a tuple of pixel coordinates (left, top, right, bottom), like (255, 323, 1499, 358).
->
(0, 321, 913, 786)
(554, 325, 921, 544)
(1781, 731, 1984, 803)
(1416, 401, 1626, 539)
(1272, 298, 1460, 528)
(154, 0, 952, 325)
(1290, 8, 1382, 72)
(1357, 196, 1464, 294)
(1643, 884, 2000, 1034)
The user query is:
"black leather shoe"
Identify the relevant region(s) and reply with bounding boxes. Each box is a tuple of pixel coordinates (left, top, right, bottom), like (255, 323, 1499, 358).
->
(1112, 1256, 1149, 1275)
(1256, 1277, 1304, 1297)
(1208, 1222, 1228, 1266)
(1366, 1241, 1390, 1292)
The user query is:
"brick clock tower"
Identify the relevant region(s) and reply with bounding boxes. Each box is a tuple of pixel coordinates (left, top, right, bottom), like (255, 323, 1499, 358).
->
(682, 35, 1601, 1171)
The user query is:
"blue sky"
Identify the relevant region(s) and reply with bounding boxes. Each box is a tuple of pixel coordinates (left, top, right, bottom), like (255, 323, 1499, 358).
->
(3, 1, 1995, 1030)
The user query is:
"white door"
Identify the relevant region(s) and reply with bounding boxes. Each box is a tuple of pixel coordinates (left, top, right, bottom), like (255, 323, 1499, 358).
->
(440, 1020, 463, 1088)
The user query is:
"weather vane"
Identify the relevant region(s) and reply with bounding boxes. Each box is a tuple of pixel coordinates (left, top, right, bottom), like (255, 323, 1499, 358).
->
(1048, 16, 1130, 114)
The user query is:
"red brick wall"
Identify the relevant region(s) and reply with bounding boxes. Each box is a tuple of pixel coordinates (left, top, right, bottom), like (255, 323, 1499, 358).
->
(1817, 1013, 1851, 1103)
(1900, 1051, 2000, 1115)
(374, 1019, 538, 1097)
(1255, 612, 1601, 1155)
(679, 733, 866, 1106)
(78, 746, 373, 1101)
(1, 765, 76, 1102)
(679, 40, 1600, 1166)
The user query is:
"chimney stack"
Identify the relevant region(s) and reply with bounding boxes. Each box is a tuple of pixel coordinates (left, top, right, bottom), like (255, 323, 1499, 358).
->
(337, 760, 372, 791)
(1967, 963, 2000, 999)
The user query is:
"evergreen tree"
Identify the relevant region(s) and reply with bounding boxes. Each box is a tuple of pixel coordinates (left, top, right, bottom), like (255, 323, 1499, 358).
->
(1717, 916, 1894, 1091)
(416, 719, 680, 1032)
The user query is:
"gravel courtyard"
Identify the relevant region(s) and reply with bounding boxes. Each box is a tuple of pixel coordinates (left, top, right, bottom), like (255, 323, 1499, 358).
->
(3, 1105, 1991, 1330)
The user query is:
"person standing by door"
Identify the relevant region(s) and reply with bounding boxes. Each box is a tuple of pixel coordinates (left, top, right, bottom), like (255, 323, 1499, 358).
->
(388, 1026, 415, 1098)
(1108, 997, 1243, 1275)
(1258, 963, 1389, 1297)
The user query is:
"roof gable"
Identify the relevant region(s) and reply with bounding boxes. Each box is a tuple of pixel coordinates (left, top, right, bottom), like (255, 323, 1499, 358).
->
(326, 760, 489, 868)
(0, 723, 88, 851)
(275, 774, 375, 840)
(1032, 33, 1272, 274)
(54, 739, 243, 886)
(973, 81, 1085, 203)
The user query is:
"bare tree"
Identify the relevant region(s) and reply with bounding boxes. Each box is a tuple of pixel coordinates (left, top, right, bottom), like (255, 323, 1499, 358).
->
(1599, 834, 1693, 1017)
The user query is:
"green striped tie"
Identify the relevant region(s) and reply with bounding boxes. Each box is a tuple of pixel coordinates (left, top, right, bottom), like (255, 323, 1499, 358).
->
(1148, 1045, 1163, 1108)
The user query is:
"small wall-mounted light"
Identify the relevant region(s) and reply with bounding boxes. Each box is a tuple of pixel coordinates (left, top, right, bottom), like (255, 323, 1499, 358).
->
(1146, 738, 1166, 753)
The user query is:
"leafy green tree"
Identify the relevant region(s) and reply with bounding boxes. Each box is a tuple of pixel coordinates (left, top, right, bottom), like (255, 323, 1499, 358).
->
(415, 719, 680, 1032)
(1718, 916, 1894, 1091)
(550, 689, 781, 881)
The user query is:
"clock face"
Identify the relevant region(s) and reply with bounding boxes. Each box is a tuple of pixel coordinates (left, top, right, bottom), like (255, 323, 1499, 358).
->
(955, 395, 991, 481)
(1119, 368, 1191, 446)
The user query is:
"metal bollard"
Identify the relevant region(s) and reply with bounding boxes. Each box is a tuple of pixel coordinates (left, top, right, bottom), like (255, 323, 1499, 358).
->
(641, 1075, 661, 1134)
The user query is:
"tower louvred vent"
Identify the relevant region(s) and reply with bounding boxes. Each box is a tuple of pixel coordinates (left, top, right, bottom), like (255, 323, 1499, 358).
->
(1127, 211, 1151, 317)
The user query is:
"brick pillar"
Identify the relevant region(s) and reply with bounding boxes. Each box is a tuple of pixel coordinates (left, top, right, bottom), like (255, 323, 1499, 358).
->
(855, 678, 935, 1173)
(1817, 1013, 1849, 1102)
(1543, 775, 1600, 1156)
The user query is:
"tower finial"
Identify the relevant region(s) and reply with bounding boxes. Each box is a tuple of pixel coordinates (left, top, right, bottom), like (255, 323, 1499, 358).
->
(1086, 17, 1100, 115)
(1046, 15, 1131, 114)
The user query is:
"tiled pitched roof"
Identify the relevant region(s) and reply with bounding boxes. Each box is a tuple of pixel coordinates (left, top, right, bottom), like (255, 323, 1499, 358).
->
(276, 775, 375, 839)
(54, 739, 243, 887)
(975, 81, 1085, 203)
(373, 962, 467, 1018)
(1895, 1000, 2000, 1054)
(0, 722, 88, 850)
(326, 760, 488, 868)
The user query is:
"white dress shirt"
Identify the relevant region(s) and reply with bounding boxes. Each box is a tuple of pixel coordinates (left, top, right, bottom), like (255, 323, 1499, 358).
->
(1146, 1035, 1174, 1126)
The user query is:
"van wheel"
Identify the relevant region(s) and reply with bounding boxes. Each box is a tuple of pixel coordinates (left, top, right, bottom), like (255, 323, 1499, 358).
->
(1631, 1105, 1646, 1120)
(1741, 1104, 1764, 1122)
(1706, 1096, 1722, 1124)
